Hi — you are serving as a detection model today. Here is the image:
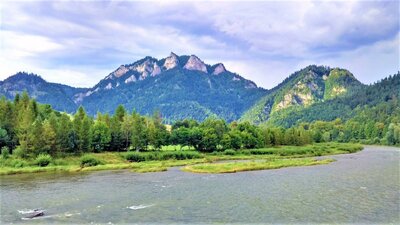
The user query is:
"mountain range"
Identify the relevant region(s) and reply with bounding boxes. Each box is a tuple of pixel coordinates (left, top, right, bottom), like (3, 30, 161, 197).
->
(1, 53, 398, 125)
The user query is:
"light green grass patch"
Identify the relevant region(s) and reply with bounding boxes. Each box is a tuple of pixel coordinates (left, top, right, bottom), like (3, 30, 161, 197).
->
(182, 158, 335, 174)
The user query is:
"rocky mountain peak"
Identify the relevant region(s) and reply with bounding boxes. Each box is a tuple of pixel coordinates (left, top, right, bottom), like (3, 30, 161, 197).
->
(112, 65, 129, 78)
(163, 52, 179, 70)
(212, 63, 226, 75)
(184, 55, 208, 73)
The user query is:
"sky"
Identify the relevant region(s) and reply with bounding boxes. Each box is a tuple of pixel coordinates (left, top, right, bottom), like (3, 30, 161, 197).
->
(0, 0, 399, 89)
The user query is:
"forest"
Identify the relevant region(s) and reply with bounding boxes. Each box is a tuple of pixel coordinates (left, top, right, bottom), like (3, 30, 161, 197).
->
(0, 91, 399, 162)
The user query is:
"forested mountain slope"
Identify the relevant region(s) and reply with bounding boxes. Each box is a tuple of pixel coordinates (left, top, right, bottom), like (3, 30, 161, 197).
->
(240, 65, 363, 124)
(0, 72, 87, 112)
(78, 53, 266, 122)
(264, 72, 400, 128)
(0, 53, 267, 122)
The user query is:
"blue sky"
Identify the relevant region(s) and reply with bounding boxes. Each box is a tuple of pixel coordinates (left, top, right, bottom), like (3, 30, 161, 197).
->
(0, 0, 399, 88)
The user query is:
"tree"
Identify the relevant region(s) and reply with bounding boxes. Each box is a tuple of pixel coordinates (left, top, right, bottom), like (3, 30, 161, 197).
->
(73, 106, 92, 152)
(80, 117, 92, 152)
(41, 120, 57, 155)
(385, 123, 397, 145)
(121, 114, 134, 150)
(322, 131, 331, 143)
(241, 131, 258, 149)
(149, 111, 169, 150)
(221, 133, 232, 150)
(131, 113, 148, 151)
(115, 105, 126, 122)
(29, 118, 44, 155)
(170, 127, 191, 149)
(57, 114, 74, 153)
(284, 128, 296, 145)
(196, 128, 218, 152)
(91, 121, 111, 152)
(16, 102, 35, 157)
(261, 128, 272, 147)
(0, 128, 9, 149)
(228, 130, 242, 150)
(189, 127, 203, 150)
(109, 107, 125, 152)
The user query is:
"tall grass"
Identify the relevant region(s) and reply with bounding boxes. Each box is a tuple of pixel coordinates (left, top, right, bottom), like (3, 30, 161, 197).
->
(125, 151, 201, 162)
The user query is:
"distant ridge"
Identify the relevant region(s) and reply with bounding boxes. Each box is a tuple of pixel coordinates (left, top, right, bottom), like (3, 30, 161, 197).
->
(2, 54, 395, 125)
(0, 53, 265, 122)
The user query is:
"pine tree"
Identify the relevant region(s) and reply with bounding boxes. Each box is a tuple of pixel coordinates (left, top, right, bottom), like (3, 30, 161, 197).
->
(42, 120, 57, 155)
(109, 106, 125, 152)
(57, 114, 74, 153)
(131, 113, 148, 152)
(73, 106, 92, 152)
(80, 117, 92, 152)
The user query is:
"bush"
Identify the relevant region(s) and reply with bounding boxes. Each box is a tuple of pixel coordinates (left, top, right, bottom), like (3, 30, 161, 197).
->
(13, 146, 27, 158)
(125, 152, 147, 162)
(1, 146, 10, 159)
(372, 137, 381, 144)
(159, 151, 201, 160)
(7, 159, 28, 168)
(35, 154, 52, 167)
(145, 152, 159, 161)
(248, 149, 276, 155)
(125, 151, 201, 162)
(238, 150, 251, 155)
(223, 149, 236, 155)
(80, 155, 101, 167)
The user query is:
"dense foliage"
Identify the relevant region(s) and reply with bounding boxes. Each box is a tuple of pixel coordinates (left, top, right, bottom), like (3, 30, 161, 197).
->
(262, 73, 400, 141)
(0, 93, 316, 159)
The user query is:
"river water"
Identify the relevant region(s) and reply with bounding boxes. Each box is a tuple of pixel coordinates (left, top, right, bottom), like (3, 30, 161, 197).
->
(1, 146, 399, 224)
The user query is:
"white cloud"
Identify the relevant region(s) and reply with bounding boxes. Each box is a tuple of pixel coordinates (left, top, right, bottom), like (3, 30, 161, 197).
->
(0, 0, 398, 89)
(0, 31, 64, 59)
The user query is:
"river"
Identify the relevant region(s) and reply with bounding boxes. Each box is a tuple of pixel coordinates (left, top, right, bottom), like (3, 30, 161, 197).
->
(1, 146, 399, 224)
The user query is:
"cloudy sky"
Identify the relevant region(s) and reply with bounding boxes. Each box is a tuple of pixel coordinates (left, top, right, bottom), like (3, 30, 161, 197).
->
(0, 0, 399, 89)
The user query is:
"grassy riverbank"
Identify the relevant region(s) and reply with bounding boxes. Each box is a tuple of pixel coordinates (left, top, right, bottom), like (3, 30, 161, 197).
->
(0, 142, 362, 175)
(182, 158, 335, 173)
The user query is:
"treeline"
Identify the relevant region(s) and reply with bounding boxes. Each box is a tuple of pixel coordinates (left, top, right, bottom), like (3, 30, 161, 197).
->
(297, 102, 400, 145)
(1, 92, 398, 159)
(0, 93, 315, 158)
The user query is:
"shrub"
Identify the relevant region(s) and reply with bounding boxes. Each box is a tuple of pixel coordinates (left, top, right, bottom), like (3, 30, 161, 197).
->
(238, 150, 251, 155)
(125, 152, 147, 162)
(223, 149, 236, 155)
(1, 146, 10, 159)
(7, 159, 28, 168)
(13, 146, 27, 158)
(80, 155, 101, 167)
(248, 149, 276, 155)
(125, 151, 201, 162)
(159, 151, 201, 160)
(35, 154, 52, 167)
(145, 152, 159, 161)
(373, 137, 381, 144)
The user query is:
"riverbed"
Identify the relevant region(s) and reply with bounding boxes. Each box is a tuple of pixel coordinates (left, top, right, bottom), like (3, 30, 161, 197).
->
(1, 146, 399, 224)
